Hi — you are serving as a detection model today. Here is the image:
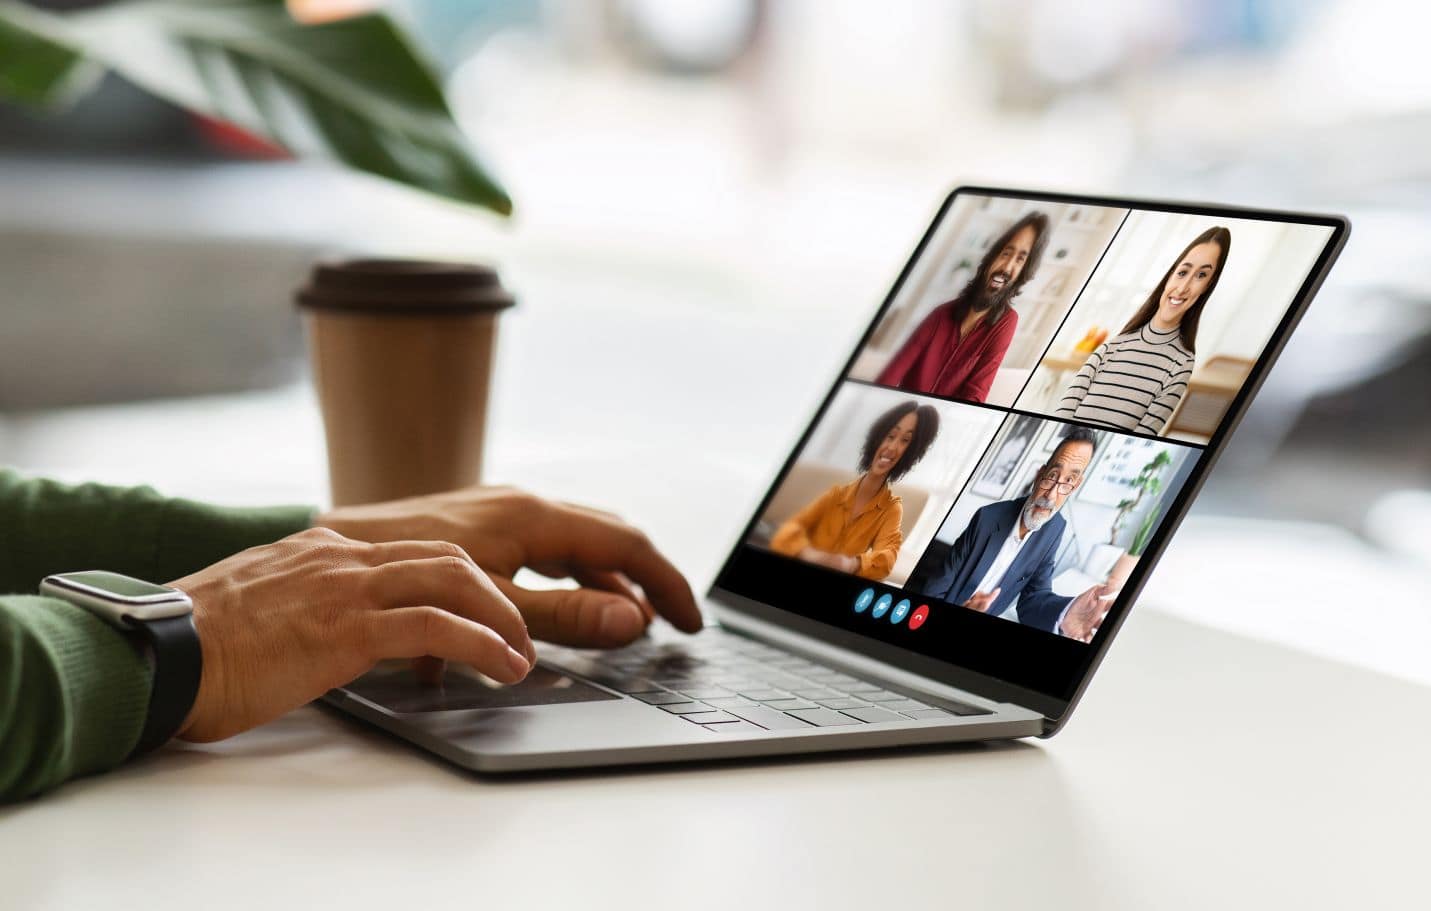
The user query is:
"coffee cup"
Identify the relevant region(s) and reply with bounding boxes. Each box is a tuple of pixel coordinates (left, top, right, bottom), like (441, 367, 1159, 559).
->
(296, 259, 515, 507)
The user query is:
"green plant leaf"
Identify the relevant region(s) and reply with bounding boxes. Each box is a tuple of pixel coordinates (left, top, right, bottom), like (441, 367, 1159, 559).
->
(0, 2, 102, 107)
(0, 0, 511, 214)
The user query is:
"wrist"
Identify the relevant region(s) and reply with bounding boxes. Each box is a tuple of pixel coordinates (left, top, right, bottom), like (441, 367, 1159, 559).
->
(39, 572, 203, 756)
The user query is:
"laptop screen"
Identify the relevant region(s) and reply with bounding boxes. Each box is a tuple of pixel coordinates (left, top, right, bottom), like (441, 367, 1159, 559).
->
(713, 187, 1346, 708)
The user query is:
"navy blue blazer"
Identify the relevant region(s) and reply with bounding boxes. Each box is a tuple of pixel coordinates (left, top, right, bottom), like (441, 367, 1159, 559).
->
(917, 498, 1070, 633)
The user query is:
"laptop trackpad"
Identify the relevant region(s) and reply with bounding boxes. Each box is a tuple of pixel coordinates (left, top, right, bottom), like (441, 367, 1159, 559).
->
(343, 661, 619, 714)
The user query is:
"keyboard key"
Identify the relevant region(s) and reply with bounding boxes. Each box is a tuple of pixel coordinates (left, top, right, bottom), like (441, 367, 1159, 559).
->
(677, 711, 742, 725)
(658, 702, 713, 715)
(703, 696, 758, 709)
(842, 683, 884, 694)
(760, 674, 809, 687)
(679, 686, 735, 700)
(703, 720, 767, 735)
(859, 690, 905, 703)
(737, 689, 790, 701)
(785, 708, 862, 727)
(792, 689, 840, 700)
(901, 708, 953, 721)
(725, 704, 817, 731)
(758, 698, 819, 712)
(712, 679, 764, 691)
(815, 697, 869, 710)
(882, 699, 932, 712)
(632, 691, 689, 705)
(841, 706, 909, 724)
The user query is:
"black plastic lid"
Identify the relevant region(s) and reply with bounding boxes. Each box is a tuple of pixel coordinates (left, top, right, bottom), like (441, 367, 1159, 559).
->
(296, 258, 515, 315)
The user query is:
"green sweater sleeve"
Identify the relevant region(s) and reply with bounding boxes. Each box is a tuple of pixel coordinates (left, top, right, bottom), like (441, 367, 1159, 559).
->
(0, 469, 314, 802)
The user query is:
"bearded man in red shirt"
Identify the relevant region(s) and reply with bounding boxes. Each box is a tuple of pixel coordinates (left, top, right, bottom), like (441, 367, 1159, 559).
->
(877, 211, 1050, 403)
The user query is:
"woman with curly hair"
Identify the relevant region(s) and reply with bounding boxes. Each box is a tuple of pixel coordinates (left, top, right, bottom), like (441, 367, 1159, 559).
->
(771, 400, 940, 580)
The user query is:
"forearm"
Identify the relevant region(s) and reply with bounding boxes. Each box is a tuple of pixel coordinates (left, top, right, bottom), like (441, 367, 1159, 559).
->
(0, 469, 314, 593)
(769, 521, 812, 557)
(0, 596, 151, 803)
(797, 547, 856, 574)
(1139, 383, 1188, 435)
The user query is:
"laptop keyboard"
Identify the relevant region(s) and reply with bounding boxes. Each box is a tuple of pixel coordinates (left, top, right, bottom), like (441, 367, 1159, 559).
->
(544, 628, 992, 735)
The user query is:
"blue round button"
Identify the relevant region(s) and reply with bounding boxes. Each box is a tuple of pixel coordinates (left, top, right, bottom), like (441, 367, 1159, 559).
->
(871, 594, 893, 619)
(890, 599, 911, 624)
(854, 588, 875, 614)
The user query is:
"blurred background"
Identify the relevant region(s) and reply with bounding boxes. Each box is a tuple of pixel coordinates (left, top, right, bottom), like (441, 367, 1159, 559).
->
(4, 0, 1429, 680)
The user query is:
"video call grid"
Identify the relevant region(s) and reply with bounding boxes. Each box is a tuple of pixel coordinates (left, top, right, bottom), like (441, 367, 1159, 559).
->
(718, 191, 1338, 662)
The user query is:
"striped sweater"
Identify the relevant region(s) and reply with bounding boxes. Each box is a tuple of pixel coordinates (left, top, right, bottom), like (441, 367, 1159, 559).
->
(1054, 324, 1194, 435)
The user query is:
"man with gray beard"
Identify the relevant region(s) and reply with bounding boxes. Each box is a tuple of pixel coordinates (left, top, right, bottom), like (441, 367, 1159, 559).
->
(915, 428, 1111, 641)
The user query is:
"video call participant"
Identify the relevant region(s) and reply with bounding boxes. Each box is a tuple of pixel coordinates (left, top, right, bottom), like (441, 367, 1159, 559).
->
(770, 400, 939, 581)
(915, 428, 1111, 641)
(876, 211, 1050, 402)
(1054, 227, 1232, 436)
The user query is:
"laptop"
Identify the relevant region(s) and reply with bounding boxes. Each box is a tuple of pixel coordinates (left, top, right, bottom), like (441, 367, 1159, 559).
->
(323, 186, 1348, 772)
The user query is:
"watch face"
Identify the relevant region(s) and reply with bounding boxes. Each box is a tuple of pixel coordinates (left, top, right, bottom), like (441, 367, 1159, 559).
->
(58, 571, 183, 602)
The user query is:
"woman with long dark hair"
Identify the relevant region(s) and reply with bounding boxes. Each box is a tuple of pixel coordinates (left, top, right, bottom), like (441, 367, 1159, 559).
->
(771, 400, 939, 580)
(1055, 226, 1232, 435)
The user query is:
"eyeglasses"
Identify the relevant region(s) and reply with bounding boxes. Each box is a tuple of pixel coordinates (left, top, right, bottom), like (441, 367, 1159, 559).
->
(1036, 470, 1081, 495)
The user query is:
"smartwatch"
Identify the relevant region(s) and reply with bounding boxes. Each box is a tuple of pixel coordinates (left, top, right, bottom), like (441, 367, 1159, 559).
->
(40, 571, 203, 757)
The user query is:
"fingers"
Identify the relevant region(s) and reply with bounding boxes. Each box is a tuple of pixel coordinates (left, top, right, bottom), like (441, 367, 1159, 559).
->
(362, 539, 472, 566)
(963, 589, 999, 612)
(367, 607, 529, 683)
(571, 569, 657, 625)
(492, 577, 647, 648)
(529, 563, 657, 625)
(363, 556, 535, 664)
(522, 504, 702, 633)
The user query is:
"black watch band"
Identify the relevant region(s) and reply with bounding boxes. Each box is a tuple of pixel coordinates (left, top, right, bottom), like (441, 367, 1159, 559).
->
(127, 613, 204, 757)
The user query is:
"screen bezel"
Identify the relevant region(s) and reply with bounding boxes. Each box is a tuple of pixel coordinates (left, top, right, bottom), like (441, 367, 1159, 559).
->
(707, 185, 1350, 732)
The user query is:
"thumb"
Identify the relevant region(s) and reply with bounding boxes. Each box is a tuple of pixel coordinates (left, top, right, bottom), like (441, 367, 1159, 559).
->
(493, 577, 646, 648)
(990, 587, 1001, 600)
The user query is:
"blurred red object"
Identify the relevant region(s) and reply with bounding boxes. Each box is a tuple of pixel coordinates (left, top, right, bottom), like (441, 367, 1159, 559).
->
(195, 116, 292, 159)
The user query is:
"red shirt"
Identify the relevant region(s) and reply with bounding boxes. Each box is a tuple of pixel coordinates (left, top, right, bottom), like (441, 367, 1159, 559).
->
(874, 300, 1018, 402)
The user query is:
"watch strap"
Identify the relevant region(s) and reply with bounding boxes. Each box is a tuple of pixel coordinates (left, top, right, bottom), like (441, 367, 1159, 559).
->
(128, 613, 204, 757)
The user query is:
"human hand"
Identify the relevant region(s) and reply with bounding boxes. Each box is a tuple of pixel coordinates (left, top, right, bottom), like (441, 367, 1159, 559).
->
(317, 487, 702, 651)
(1059, 583, 1116, 642)
(796, 547, 859, 575)
(170, 527, 533, 742)
(962, 588, 1001, 613)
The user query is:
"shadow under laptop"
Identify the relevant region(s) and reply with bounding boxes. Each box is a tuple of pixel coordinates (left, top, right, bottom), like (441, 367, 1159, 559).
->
(314, 702, 1108, 903)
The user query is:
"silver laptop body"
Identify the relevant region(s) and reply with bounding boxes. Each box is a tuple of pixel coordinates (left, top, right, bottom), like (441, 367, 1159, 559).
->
(323, 186, 1348, 772)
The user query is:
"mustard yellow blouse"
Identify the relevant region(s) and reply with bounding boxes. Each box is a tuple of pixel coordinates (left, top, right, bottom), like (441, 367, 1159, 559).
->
(770, 477, 904, 580)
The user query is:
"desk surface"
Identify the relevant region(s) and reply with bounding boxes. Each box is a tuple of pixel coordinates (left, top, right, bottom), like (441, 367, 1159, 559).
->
(4, 607, 1428, 911)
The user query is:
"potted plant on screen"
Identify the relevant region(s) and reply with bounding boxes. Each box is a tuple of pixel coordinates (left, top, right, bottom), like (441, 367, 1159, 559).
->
(0, 0, 510, 214)
(1105, 448, 1173, 591)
